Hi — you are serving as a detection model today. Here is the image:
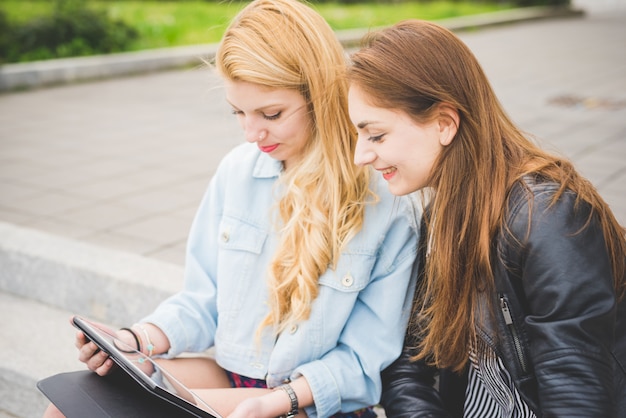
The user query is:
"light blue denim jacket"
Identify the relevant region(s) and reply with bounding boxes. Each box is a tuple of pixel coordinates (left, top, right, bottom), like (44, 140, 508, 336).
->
(142, 143, 418, 417)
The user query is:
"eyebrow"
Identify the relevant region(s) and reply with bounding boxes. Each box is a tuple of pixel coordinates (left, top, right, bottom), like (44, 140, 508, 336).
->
(225, 99, 282, 112)
(357, 121, 376, 129)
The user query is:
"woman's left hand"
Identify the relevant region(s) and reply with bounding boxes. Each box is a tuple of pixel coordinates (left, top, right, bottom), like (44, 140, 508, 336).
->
(226, 397, 269, 418)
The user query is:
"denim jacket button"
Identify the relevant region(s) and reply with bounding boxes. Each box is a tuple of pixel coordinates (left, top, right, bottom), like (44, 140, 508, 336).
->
(289, 324, 298, 334)
(341, 274, 354, 287)
(221, 230, 230, 242)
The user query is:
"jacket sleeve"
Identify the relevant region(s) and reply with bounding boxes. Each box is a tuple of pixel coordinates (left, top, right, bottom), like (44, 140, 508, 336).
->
(507, 185, 618, 416)
(380, 346, 452, 418)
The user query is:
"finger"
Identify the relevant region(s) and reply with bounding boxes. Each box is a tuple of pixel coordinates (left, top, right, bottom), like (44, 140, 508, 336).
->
(94, 356, 116, 376)
(78, 340, 102, 363)
(75, 330, 89, 350)
(85, 349, 110, 372)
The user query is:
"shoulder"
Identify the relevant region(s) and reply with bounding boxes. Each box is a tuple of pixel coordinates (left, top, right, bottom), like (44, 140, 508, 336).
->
(503, 175, 595, 250)
(507, 176, 577, 218)
(350, 174, 419, 260)
(218, 142, 260, 172)
(366, 174, 420, 231)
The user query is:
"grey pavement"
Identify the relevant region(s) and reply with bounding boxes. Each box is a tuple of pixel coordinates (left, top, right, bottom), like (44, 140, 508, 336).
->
(0, 2, 625, 417)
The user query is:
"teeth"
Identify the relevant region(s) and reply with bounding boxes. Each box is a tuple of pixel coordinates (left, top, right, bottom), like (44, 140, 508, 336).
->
(382, 167, 396, 175)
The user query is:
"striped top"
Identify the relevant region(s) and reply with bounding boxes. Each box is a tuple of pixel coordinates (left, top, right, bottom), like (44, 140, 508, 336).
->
(464, 338, 536, 418)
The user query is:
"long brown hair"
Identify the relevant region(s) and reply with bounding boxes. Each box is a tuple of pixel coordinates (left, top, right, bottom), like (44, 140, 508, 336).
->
(349, 19, 626, 372)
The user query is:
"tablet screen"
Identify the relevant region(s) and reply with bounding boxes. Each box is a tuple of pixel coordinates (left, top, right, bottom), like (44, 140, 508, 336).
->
(73, 316, 222, 418)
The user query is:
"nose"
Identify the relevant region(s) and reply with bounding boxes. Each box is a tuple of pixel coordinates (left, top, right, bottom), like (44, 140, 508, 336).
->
(353, 137, 376, 166)
(245, 130, 263, 143)
(242, 117, 266, 143)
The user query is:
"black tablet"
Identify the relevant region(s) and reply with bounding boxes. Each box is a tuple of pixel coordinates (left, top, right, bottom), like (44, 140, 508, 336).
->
(71, 316, 222, 418)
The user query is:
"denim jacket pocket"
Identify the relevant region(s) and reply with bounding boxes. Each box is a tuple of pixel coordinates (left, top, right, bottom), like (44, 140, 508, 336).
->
(218, 216, 267, 254)
(318, 253, 376, 293)
(216, 216, 269, 321)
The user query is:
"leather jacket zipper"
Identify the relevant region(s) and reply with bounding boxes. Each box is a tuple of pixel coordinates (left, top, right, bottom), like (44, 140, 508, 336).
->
(500, 296, 529, 374)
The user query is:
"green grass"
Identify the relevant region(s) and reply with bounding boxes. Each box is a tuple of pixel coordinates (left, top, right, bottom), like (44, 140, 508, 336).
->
(316, 2, 512, 29)
(1, 1, 514, 51)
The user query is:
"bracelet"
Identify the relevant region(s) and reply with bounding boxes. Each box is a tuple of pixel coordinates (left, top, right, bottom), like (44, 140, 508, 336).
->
(277, 384, 299, 418)
(136, 324, 155, 357)
(119, 327, 141, 353)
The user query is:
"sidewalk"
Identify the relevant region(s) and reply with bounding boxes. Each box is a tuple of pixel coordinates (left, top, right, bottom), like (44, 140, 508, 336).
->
(0, 5, 625, 417)
(1, 6, 624, 267)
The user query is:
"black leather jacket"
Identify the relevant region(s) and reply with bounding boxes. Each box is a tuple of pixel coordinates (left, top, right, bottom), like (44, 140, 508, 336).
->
(381, 177, 626, 417)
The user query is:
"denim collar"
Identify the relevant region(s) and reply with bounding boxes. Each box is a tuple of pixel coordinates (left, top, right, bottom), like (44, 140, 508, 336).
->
(252, 149, 283, 179)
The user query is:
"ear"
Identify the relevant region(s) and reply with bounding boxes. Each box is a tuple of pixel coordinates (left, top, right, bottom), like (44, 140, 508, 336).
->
(437, 104, 460, 146)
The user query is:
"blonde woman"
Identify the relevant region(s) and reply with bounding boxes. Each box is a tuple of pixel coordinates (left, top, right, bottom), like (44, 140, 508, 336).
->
(42, 1, 417, 417)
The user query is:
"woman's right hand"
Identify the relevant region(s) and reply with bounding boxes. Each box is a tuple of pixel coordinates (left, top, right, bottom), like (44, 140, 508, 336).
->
(71, 317, 120, 376)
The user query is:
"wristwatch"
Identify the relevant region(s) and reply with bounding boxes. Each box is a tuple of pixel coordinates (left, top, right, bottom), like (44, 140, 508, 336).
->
(277, 383, 299, 417)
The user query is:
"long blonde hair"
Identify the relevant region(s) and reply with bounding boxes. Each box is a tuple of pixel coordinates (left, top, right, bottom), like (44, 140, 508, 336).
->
(349, 20, 626, 372)
(215, 0, 371, 334)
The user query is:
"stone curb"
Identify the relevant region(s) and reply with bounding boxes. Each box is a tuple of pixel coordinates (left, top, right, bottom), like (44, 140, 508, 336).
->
(0, 5, 584, 92)
(0, 221, 183, 326)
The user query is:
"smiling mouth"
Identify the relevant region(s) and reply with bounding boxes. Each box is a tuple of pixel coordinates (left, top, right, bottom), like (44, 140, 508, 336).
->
(380, 167, 397, 180)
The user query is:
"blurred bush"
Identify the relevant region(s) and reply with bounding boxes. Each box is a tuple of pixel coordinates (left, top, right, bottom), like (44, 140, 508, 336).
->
(0, 12, 10, 63)
(0, 0, 138, 64)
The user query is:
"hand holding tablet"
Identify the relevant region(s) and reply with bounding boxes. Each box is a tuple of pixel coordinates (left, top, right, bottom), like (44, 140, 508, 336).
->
(71, 316, 222, 418)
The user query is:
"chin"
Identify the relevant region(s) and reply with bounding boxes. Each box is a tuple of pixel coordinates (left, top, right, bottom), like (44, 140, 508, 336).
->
(387, 184, 411, 197)
(388, 178, 426, 196)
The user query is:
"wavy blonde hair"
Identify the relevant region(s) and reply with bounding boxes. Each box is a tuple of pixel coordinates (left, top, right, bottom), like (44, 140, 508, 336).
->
(214, 0, 372, 334)
(349, 20, 626, 372)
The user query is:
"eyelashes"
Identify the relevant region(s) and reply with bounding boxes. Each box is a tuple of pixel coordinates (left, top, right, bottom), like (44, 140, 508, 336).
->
(264, 111, 281, 120)
(368, 134, 385, 142)
(231, 110, 282, 121)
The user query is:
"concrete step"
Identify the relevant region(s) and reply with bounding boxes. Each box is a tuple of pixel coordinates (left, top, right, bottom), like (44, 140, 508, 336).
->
(0, 221, 184, 325)
(0, 222, 185, 417)
(0, 291, 84, 418)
